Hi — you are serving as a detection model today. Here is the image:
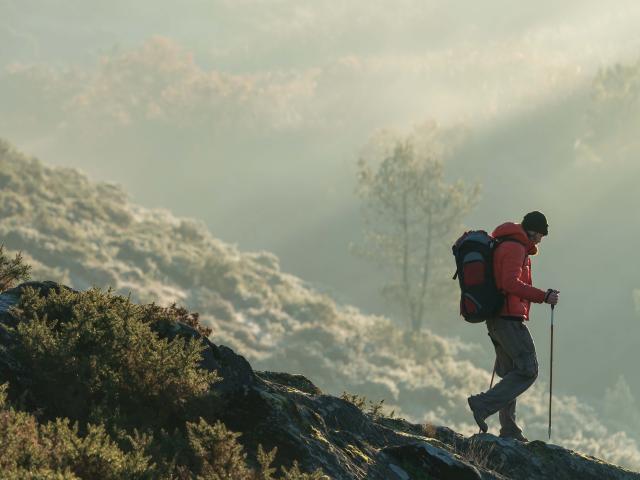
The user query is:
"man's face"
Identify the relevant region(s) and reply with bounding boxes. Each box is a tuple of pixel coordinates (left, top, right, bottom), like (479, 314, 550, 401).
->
(528, 231, 545, 245)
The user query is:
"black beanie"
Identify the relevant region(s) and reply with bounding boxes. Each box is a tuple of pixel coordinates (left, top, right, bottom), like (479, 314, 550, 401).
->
(522, 211, 548, 236)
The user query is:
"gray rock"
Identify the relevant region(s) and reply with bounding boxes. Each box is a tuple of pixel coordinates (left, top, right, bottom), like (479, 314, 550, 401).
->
(382, 442, 484, 480)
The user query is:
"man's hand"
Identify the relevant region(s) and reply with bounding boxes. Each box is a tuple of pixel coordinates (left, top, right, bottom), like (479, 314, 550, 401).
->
(545, 289, 560, 305)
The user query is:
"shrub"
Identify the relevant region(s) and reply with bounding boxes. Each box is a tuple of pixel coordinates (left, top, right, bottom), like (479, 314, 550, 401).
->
(1, 286, 326, 479)
(184, 418, 327, 480)
(0, 384, 153, 479)
(187, 418, 256, 479)
(340, 392, 393, 420)
(6, 287, 219, 432)
(0, 245, 31, 291)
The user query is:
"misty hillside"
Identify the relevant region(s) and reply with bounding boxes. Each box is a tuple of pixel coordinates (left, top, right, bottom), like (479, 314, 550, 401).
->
(4, 18, 640, 434)
(1, 139, 640, 469)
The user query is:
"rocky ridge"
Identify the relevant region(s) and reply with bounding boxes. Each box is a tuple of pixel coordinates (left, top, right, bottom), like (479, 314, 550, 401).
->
(0, 281, 638, 480)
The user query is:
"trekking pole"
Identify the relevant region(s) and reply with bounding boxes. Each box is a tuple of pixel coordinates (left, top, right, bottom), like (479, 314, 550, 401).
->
(548, 304, 555, 440)
(489, 360, 496, 389)
(478, 361, 497, 434)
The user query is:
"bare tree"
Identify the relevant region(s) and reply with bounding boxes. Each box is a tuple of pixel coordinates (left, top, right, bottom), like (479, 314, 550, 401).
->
(355, 123, 480, 332)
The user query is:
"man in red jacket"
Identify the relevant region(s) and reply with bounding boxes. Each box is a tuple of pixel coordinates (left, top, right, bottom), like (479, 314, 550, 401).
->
(467, 211, 559, 442)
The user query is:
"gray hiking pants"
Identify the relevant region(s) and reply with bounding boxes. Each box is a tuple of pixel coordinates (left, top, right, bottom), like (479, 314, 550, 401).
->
(473, 316, 538, 436)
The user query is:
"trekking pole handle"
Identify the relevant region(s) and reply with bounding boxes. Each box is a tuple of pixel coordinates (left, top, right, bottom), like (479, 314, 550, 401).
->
(549, 301, 556, 440)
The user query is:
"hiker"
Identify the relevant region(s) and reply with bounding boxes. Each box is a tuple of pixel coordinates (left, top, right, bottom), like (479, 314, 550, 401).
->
(467, 211, 559, 442)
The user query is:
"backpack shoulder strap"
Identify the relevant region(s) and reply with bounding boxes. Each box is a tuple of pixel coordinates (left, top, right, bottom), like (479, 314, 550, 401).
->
(495, 237, 526, 247)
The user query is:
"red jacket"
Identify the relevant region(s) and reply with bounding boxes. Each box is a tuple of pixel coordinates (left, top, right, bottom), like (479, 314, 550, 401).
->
(492, 222, 547, 320)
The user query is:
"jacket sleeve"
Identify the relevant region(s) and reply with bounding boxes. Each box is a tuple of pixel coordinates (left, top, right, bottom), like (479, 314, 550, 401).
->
(498, 243, 547, 303)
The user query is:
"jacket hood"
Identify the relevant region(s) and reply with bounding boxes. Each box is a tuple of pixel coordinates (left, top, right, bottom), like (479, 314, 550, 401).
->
(492, 222, 538, 255)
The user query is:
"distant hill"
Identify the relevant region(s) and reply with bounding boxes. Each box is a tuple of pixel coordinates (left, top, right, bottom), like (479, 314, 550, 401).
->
(1, 138, 639, 469)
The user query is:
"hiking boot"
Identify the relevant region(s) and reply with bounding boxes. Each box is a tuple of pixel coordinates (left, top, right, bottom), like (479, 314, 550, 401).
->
(499, 432, 529, 442)
(467, 395, 488, 433)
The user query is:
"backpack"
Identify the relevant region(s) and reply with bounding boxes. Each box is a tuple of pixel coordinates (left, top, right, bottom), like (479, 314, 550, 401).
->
(451, 231, 523, 323)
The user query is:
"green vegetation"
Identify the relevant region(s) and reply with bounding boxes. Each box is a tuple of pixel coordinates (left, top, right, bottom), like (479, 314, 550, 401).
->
(0, 244, 31, 291)
(0, 251, 324, 478)
(340, 392, 394, 420)
(0, 383, 151, 479)
(6, 287, 220, 432)
(0, 384, 323, 479)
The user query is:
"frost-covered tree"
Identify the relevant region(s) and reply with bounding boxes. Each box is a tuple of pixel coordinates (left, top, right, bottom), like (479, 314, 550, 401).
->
(577, 61, 640, 165)
(355, 122, 480, 332)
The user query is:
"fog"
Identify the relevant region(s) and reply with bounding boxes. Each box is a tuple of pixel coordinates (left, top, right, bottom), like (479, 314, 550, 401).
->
(3, 0, 640, 458)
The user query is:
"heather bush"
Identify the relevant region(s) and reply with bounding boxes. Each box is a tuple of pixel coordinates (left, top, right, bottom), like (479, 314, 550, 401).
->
(0, 244, 31, 291)
(0, 381, 325, 479)
(186, 418, 256, 479)
(5, 287, 219, 432)
(0, 385, 153, 479)
(183, 420, 326, 479)
(0, 286, 325, 478)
